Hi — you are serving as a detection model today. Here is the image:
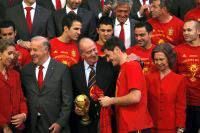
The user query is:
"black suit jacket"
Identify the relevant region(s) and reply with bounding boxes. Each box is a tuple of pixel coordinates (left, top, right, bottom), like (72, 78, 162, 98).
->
(53, 7, 97, 40)
(80, 0, 113, 18)
(36, 0, 57, 11)
(21, 59, 72, 133)
(6, 4, 55, 41)
(0, 0, 21, 20)
(130, 0, 152, 22)
(70, 57, 116, 133)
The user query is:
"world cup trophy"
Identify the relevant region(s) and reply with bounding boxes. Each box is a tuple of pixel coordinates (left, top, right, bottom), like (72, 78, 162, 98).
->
(74, 94, 91, 125)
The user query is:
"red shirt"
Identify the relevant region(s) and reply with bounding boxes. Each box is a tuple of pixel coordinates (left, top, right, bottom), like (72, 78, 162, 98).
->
(116, 61, 153, 132)
(0, 69, 28, 126)
(146, 71, 186, 130)
(96, 42, 104, 57)
(15, 45, 31, 67)
(175, 43, 200, 106)
(50, 38, 80, 67)
(148, 16, 184, 46)
(126, 44, 156, 74)
(184, 7, 200, 22)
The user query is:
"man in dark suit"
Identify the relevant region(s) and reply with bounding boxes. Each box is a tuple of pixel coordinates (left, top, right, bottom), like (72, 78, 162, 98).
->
(5, 0, 55, 41)
(36, 0, 66, 11)
(0, 0, 22, 20)
(70, 38, 116, 133)
(80, 0, 113, 18)
(130, 0, 152, 22)
(53, 0, 97, 39)
(113, 0, 138, 49)
(21, 36, 72, 133)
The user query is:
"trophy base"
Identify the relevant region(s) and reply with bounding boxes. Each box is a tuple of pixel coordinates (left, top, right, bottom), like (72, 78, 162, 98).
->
(80, 119, 91, 126)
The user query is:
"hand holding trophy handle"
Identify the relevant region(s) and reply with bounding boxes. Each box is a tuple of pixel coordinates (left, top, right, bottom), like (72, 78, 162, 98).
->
(74, 94, 91, 125)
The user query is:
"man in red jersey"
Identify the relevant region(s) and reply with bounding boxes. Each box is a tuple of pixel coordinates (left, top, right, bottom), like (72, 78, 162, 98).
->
(50, 13, 81, 67)
(99, 36, 153, 133)
(127, 22, 155, 74)
(148, 0, 184, 46)
(96, 16, 114, 56)
(175, 20, 200, 133)
(0, 20, 31, 69)
(184, 0, 200, 22)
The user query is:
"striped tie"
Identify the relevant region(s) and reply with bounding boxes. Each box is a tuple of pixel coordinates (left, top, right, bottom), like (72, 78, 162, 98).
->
(88, 65, 96, 89)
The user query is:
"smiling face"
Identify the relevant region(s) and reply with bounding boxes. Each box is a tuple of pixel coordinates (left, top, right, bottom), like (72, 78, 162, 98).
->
(0, 45, 16, 68)
(153, 51, 169, 72)
(115, 3, 130, 24)
(79, 39, 98, 65)
(30, 40, 49, 65)
(104, 47, 120, 66)
(134, 27, 151, 48)
(183, 21, 200, 44)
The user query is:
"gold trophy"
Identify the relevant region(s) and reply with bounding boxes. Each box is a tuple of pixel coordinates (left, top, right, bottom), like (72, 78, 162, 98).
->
(74, 94, 91, 125)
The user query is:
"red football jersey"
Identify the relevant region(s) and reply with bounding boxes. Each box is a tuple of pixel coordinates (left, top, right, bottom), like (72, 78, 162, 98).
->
(126, 44, 156, 74)
(148, 16, 184, 46)
(50, 38, 80, 67)
(175, 43, 200, 106)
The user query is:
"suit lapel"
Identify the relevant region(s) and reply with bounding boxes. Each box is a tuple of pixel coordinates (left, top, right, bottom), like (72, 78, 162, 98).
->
(80, 62, 88, 94)
(18, 4, 30, 36)
(32, 5, 40, 35)
(29, 63, 40, 94)
(42, 59, 55, 91)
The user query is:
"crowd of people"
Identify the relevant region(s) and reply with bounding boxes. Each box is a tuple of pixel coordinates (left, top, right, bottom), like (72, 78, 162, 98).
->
(0, 0, 199, 133)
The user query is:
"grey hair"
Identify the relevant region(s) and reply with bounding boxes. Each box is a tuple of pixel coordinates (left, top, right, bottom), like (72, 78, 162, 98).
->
(112, 0, 133, 9)
(31, 36, 51, 51)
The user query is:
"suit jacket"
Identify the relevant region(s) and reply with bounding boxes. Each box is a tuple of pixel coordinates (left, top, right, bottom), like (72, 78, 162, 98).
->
(6, 4, 55, 41)
(70, 57, 116, 133)
(114, 18, 138, 48)
(130, 0, 152, 22)
(53, 7, 97, 40)
(36, 0, 57, 11)
(80, 0, 113, 18)
(21, 59, 72, 133)
(0, 0, 21, 20)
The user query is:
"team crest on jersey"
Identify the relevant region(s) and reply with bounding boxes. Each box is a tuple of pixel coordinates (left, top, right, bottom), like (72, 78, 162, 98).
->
(168, 27, 174, 36)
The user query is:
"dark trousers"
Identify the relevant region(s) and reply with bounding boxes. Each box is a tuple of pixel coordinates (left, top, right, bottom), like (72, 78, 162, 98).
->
(185, 105, 200, 133)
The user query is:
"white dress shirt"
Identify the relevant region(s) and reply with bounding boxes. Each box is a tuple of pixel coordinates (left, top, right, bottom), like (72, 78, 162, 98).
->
(65, 5, 78, 14)
(137, 0, 150, 18)
(84, 60, 97, 86)
(22, 1, 36, 23)
(114, 18, 131, 49)
(35, 57, 51, 80)
(52, 0, 66, 9)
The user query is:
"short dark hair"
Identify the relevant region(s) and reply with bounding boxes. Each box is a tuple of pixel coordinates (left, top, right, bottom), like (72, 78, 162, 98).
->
(102, 36, 126, 52)
(0, 39, 15, 53)
(0, 20, 16, 31)
(97, 16, 114, 28)
(134, 22, 153, 33)
(155, 0, 173, 13)
(62, 13, 82, 31)
(151, 43, 176, 69)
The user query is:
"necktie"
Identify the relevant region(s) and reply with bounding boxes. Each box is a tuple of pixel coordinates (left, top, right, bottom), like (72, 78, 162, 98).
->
(25, 7, 32, 33)
(119, 23, 125, 43)
(56, 0, 62, 10)
(88, 65, 96, 89)
(143, 0, 146, 5)
(101, 0, 104, 9)
(38, 65, 44, 89)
